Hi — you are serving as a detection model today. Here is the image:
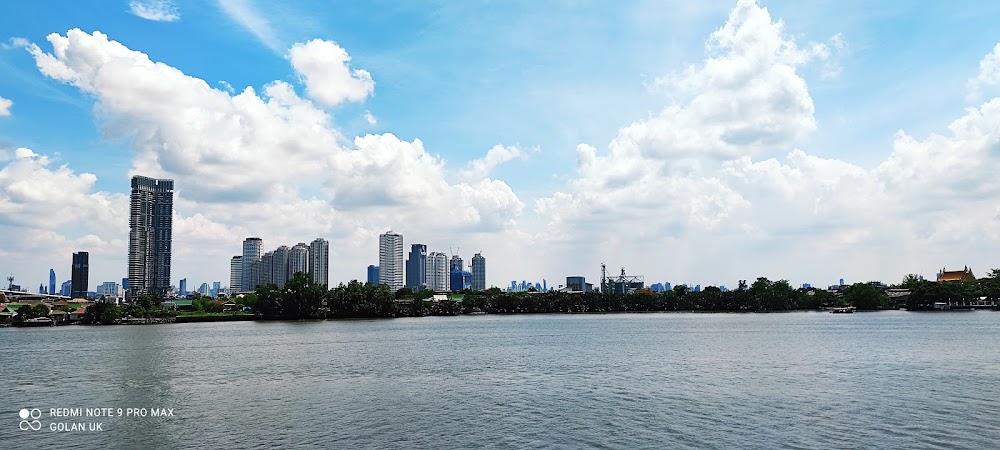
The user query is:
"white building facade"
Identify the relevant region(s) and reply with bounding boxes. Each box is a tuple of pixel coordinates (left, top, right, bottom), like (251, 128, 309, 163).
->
(426, 251, 449, 292)
(378, 231, 404, 291)
(309, 238, 329, 287)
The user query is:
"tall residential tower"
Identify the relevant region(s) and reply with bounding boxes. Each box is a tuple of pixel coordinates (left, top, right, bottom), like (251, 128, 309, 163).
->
(406, 244, 427, 290)
(471, 252, 486, 290)
(378, 231, 404, 291)
(71, 252, 89, 299)
(309, 238, 329, 287)
(230, 256, 242, 295)
(241, 237, 262, 291)
(128, 175, 174, 298)
(426, 252, 449, 292)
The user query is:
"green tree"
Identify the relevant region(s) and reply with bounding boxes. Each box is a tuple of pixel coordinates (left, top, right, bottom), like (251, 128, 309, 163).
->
(256, 273, 326, 319)
(256, 284, 283, 318)
(845, 283, 888, 310)
(978, 269, 1000, 301)
(899, 274, 922, 290)
(32, 303, 51, 318)
(83, 302, 121, 325)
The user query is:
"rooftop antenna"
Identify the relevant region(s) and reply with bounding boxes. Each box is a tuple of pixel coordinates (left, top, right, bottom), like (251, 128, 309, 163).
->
(6, 275, 13, 290)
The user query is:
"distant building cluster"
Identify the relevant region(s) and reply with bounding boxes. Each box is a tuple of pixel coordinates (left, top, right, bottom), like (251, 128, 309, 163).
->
(233, 237, 329, 292)
(372, 231, 487, 292)
(507, 279, 547, 293)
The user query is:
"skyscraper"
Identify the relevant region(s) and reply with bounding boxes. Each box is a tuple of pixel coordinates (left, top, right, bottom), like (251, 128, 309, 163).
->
(378, 231, 403, 291)
(128, 175, 174, 298)
(471, 252, 486, 290)
(289, 243, 310, 279)
(426, 252, 449, 292)
(260, 251, 274, 287)
(230, 256, 242, 294)
(241, 237, 262, 291)
(367, 265, 380, 284)
(273, 245, 290, 288)
(405, 244, 427, 290)
(60, 280, 72, 297)
(179, 278, 187, 296)
(449, 254, 463, 291)
(49, 269, 56, 297)
(309, 238, 329, 287)
(71, 251, 89, 299)
(249, 259, 261, 290)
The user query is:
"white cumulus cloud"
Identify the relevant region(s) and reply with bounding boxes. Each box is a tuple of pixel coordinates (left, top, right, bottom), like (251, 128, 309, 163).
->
(967, 43, 1000, 102)
(288, 39, 375, 108)
(460, 145, 535, 182)
(0, 96, 11, 116)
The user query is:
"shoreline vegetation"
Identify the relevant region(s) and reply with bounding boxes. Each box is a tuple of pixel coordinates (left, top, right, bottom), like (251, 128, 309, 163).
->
(46, 270, 999, 326)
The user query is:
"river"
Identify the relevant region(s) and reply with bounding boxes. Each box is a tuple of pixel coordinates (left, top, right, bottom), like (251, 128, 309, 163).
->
(3, 310, 999, 449)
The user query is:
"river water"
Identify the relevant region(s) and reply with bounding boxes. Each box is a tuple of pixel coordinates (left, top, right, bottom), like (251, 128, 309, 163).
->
(3, 310, 1000, 449)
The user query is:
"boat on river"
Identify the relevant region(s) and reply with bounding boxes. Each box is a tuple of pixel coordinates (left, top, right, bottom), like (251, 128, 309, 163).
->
(830, 307, 855, 314)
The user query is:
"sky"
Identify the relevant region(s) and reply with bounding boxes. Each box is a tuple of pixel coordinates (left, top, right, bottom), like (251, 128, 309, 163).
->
(2, 0, 1000, 292)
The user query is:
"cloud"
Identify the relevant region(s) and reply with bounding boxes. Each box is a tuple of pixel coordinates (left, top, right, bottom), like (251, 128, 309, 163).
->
(0, 148, 128, 240)
(0, 96, 11, 116)
(364, 110, 377, 125)
(532, 0, 1000, 286)
(287, 39, 375, 107)
(1, 37, 30, 50)
(129, 0, 180, 22)
(460, 144, 534, 182)
(217, 0, 282, 53)
(967, 43, 1000, 102)
(642, 0, 827, 159)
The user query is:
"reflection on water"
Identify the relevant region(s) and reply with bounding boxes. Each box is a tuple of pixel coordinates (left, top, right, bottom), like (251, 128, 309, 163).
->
(3, 311, 1000, 449)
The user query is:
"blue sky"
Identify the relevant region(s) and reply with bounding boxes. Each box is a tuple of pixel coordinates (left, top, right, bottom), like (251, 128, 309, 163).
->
(2, 0, 1000, 292)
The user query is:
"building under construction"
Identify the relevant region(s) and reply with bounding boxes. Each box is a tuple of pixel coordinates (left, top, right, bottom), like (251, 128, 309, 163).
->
(600, 263, 644, 294)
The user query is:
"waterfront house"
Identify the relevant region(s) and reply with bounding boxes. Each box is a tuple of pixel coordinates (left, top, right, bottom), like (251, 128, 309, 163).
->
(68, 307, 87, 322)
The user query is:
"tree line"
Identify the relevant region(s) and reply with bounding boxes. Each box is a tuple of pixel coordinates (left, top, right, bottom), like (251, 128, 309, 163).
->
(247, 273, 908, 319)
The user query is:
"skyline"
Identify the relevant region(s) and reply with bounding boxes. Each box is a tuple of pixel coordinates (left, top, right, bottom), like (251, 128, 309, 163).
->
(3, 0, 1000, 290)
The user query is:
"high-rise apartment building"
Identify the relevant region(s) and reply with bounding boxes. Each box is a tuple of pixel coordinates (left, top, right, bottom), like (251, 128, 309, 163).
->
(230, 256, 242, 294)
(309, 238, 329, 287)
(249, 259, 261, 290)
(426, 252, 449, 292)
(406, 244, 427, 290)
(128, 175, 173, 298)
(97, 281, 122, 300)
(71, 251, 89, 299)
(471, 252, 486, 290)
(272, 245, 290, 288)
(378, 231, 404, 291)
(241, 237, 262, 291)
(449, 254, 463, 291)
(260, 251, 274, 287)
(289, 243, 310, 279)
(60, 280, 72, 297)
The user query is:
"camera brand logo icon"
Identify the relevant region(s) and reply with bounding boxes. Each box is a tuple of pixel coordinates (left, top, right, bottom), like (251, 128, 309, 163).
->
(19, 408, 41, 431)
